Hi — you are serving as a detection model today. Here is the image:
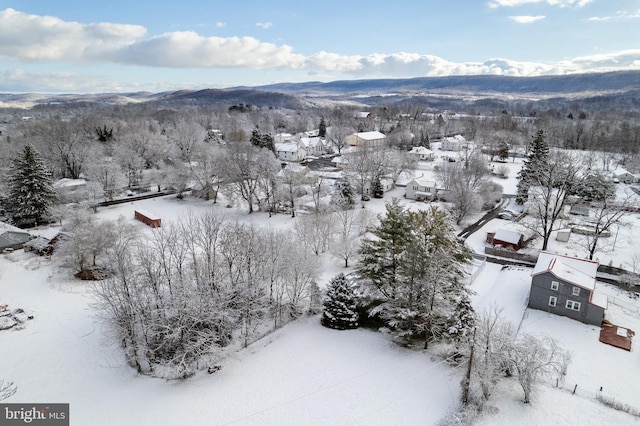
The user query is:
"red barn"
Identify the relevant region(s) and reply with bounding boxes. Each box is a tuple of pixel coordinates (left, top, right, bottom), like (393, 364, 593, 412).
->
(486, 229, 524, 251)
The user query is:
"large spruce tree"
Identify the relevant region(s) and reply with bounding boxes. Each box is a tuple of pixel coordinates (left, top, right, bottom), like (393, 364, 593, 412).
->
(8, 144, 57, 225)
(516, 129, 549, 204)
(321, 273, 359, 330)
(357, 200, 475, 347)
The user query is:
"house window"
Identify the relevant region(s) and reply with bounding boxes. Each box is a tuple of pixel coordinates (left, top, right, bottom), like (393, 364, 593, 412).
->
(572, 287, 580, 296)
(551, 281, 559, 291)
(565, 300, 581, 311)
(548, 296, 557, 307)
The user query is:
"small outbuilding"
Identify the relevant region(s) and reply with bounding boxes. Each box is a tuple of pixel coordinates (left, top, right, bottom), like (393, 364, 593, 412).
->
(135, 210, 161, 228)
(486, 229, 524, 251)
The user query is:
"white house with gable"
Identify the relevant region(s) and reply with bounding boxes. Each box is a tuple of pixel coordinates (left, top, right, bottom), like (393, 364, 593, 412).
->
(275, 143, 306, 162)
(408, 146, 435, 161)
(405, 178, 437, 201)
(441, 135, 467, 151)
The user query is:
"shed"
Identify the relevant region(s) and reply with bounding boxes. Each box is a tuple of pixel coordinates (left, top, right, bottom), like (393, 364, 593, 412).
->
(135, 210, 161, 228)
(486, 229, 524, 251)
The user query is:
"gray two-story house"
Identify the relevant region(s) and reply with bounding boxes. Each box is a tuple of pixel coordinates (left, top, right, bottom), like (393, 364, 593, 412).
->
(528, 251, 607, 326)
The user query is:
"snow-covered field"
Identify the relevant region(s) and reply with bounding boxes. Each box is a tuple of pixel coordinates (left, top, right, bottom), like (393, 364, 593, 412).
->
(3, 157, 640, 425)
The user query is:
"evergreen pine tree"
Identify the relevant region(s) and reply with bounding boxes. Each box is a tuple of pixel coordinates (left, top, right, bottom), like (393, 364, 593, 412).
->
(357, 199, 412, 299)
(445, 292, 476, 343)
(8, 144, 57, 225)
(372, 176, 384, 198)
(321, 273, 359, 330)
(318, 118, 327, 138)
(332, 178, 355, 209)
(250, 126, 275, 153)
(516, 129, 549, 204)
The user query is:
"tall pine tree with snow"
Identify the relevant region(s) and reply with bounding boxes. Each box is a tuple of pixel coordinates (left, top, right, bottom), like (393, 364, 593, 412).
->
(321, 273, 359, 330)
(318, 118, 327, 138)
(8, 144, 57, 225)
(357, 201, 474, 348)
(516, 129, 549, 204)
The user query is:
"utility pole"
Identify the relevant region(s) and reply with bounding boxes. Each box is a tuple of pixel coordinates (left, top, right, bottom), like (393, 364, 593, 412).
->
(461, 327, 477, 405)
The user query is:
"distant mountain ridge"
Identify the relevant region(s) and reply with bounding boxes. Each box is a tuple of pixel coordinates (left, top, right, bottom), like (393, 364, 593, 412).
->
(1, 71, 639, 110)
(236, 71, 640, 97)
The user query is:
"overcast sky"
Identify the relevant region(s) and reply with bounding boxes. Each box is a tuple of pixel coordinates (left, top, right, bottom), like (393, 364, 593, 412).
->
(0, 0, 638, 93)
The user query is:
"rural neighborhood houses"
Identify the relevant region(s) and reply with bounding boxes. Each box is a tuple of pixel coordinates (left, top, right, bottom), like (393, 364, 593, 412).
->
(528, 251, 607, 326)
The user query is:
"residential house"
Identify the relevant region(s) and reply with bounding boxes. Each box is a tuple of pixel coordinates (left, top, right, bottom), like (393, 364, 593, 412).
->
(0, 221, 31, 252)
(331, 156, 349, 169)
(344, 131, 386, 148)
(405, 178, 437, 201)
(354, 111, 371, 120)
(486, 229, 524, 251)
(441, 135, 467, 151)
(274, 133, 294, 143)
(275, 143, 306, 162)
(528, 251, 607, 326)
(612, 168, 638, 184)
(408, 146, 435, 161)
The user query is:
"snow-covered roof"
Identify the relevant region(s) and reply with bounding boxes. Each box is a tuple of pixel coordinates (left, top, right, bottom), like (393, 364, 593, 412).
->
(275, 143, 299, 153)
(332, 156, 349, 165)
(299, 137, 322, 148)
(408, 147, 433, 155)
(494, 229, 522, 245)
(53, 178, 86, 189)
(410, 178, 436, 188)
(356, 131, 385, 140)
(533, 251, 598, 291)
(0, 221, 29, 235)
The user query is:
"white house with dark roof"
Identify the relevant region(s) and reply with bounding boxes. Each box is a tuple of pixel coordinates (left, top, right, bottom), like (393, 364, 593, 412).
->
(528, 251, 607, 326)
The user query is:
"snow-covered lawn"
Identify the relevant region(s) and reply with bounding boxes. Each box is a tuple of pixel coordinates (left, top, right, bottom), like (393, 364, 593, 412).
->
(0, 248, 459, 425)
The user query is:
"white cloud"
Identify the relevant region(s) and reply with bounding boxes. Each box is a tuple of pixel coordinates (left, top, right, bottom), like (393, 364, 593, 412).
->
(509, 15, 546, 23)
(587, 10, 640, 22)
(256, 22, 272, 29)
(490, 0, 592, 8)
(112, 32, 305, 68)
(0, 8, 146, 62)
(216, 22, 227, 28)
(1, 8, 640, 93)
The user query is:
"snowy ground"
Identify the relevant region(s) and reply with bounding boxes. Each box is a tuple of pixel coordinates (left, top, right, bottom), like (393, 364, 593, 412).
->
(3, 155, 640, 425)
